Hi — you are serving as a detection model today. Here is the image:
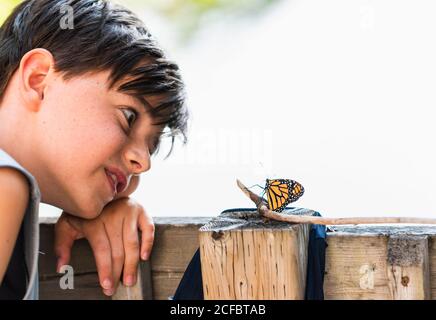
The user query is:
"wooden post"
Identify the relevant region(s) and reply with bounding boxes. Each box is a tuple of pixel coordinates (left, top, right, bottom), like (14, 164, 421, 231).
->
(386, 235, 430, 299)
(429, 236, 436, 299)
(199, 209, 311, 300)
(112, 261, 153, 300)
(324, 225, 432, 300)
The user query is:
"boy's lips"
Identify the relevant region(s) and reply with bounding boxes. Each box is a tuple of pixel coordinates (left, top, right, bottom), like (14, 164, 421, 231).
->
(105, 171, 117, 197)
(104, 167, 128, 196)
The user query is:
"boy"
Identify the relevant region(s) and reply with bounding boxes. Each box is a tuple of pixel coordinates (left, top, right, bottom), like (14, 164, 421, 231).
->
(0, 0, 188, 299)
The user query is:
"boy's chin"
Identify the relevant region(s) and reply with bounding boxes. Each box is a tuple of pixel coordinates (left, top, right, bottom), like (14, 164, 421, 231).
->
(65, 198, 105, 220)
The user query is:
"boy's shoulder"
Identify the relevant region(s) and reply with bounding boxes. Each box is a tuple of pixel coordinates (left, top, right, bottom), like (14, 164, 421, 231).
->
(0, 150, 39, 300)
(0, 148, 37, 193)
(0, 149, 31, 210)
(0, 166, 30, 210)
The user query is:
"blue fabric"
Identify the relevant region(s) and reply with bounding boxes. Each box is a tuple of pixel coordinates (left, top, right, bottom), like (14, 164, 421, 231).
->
(304, 211, 327, 300)
(172, 248, 204, 300)
(173, 208, 327, 300)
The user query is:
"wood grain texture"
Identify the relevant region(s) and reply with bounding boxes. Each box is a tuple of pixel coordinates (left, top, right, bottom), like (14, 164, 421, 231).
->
(39, 217, 210, 300)
(39, 218, 436, 300)
(429, 236, 436, 299)
(324, 234, 389, 299)
(386, 235, 430, 299)
(199, 210, 310, 299)
(112, 261, 153, 300)
(39, 273, 109, 300)
(325, 226, 434, 300)
(152, 271, 185, 300)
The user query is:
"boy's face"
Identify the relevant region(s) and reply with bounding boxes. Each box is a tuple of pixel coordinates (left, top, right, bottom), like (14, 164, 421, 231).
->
(0, 49, 166, 218)
(0, 49, 166, 219)
(34, 69, 163, 218)
(34, 69, 164, 218)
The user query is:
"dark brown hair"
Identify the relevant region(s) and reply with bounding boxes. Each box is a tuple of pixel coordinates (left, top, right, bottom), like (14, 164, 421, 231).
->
(0, 0, 189, 157)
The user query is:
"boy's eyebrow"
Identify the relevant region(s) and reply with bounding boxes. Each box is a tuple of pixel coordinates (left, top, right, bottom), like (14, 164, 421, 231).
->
(130, 94, 153, 113)
(114, 88, 153, 112)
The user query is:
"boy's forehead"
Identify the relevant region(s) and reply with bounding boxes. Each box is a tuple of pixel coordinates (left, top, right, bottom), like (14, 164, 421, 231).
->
(75, 70, 167, 130)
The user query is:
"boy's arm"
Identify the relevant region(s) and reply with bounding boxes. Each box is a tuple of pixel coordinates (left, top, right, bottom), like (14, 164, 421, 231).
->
(0, 168, 29, 283)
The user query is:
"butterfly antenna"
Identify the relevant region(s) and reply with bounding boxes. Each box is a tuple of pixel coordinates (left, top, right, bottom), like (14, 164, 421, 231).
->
(255, 188, 267, 207)
(245, 184, 268, 206)
(247, 184, 265, 190)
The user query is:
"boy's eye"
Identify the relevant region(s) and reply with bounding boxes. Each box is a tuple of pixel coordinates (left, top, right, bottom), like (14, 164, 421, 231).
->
(121, 108, 138, 128)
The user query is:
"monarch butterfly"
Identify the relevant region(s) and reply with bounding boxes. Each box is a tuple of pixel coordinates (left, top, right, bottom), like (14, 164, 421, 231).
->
(263, 179, 305, 213)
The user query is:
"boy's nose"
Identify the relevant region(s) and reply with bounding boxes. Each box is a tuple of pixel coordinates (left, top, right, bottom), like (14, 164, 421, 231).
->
(125, 148, 151, 174)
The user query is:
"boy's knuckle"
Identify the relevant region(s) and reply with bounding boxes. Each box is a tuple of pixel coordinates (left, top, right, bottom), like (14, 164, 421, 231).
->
(99, 263, 112, 273)
(95, 240, 110, 252)
(113, 251, 124, 261)
(126, 254, 139, 265)
(126, 238, 139, 249)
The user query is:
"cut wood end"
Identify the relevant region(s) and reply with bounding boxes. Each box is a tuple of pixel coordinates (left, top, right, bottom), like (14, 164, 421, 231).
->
(236, 179, 262, 203)
(236, 179, 246, 191)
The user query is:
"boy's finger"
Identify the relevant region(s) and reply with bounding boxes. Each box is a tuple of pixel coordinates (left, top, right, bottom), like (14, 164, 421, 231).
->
(54, 218, 76, 272)
(83, 223, 114, 296)
(104, 223, 125, 292)
(138, 211, 155, 261)
(122, 217, 140, 286)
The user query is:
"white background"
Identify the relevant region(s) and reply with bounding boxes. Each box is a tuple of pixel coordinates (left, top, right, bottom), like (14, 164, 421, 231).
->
(41, 0, 436, 219)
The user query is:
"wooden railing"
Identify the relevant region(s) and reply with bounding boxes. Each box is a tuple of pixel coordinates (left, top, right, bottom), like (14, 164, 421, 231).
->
(39, 217, 210, 300)
(39, 217, 436, 300)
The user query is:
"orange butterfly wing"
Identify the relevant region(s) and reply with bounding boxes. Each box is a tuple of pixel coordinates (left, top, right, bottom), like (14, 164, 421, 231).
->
(265, 179, 304, 212)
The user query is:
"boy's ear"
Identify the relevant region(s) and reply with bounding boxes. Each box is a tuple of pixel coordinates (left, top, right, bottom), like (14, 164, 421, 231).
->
(18, 48, 55, 112)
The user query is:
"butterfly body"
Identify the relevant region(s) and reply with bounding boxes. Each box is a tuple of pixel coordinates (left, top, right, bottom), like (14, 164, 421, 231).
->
(265, 179, 304, 212)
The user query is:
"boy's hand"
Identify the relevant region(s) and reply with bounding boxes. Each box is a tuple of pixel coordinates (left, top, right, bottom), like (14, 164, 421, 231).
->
(54, 197, 155, 296)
